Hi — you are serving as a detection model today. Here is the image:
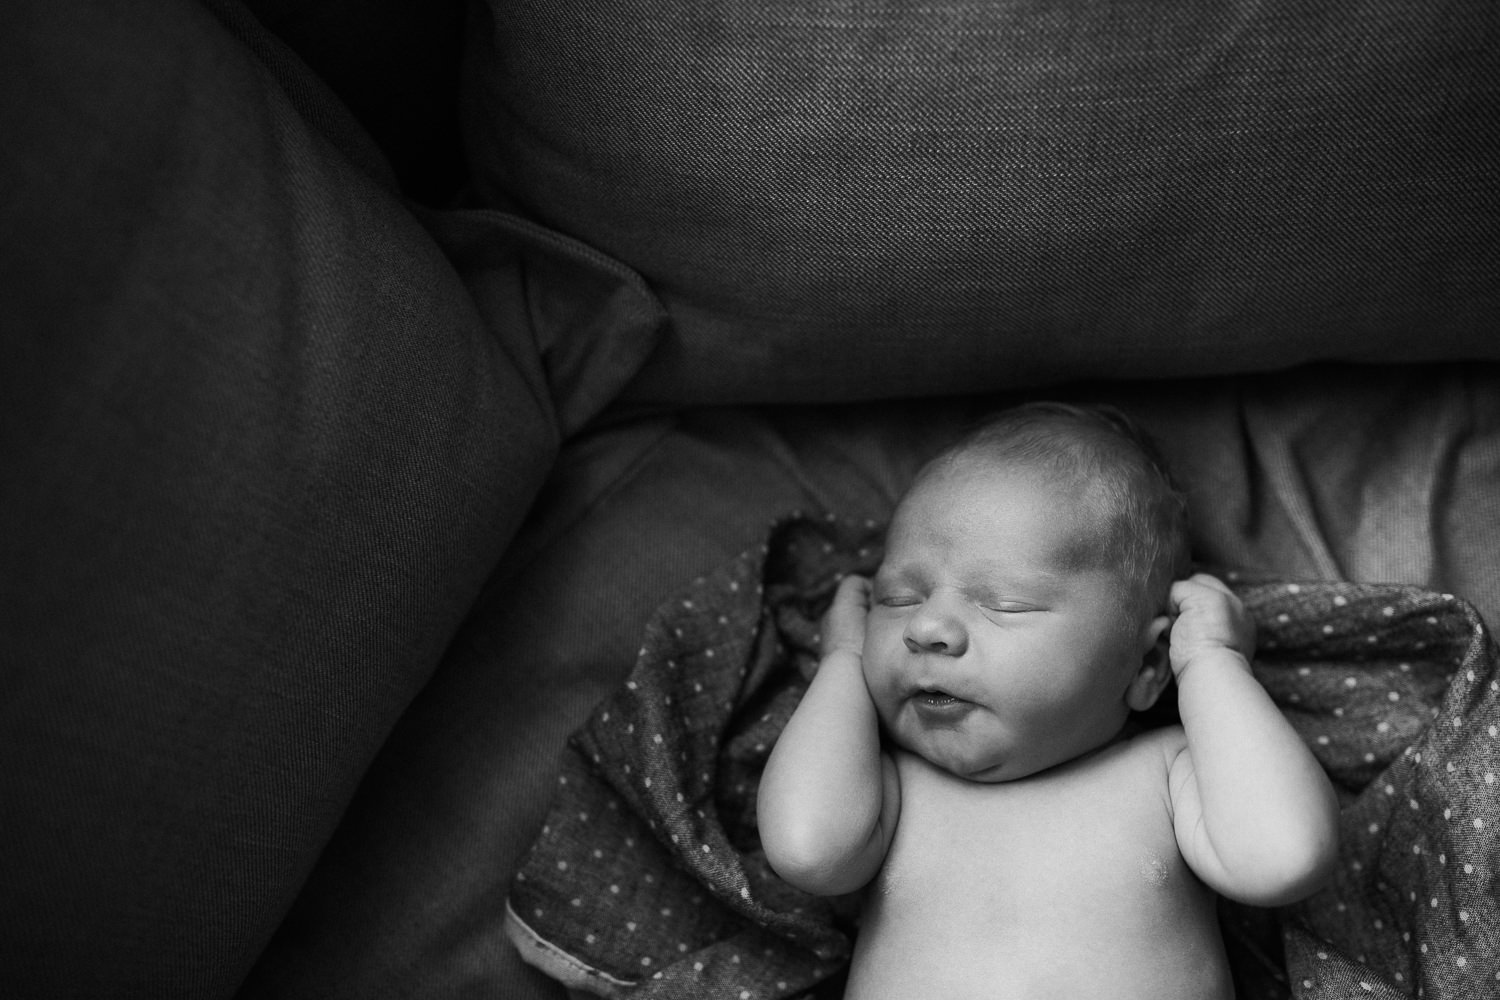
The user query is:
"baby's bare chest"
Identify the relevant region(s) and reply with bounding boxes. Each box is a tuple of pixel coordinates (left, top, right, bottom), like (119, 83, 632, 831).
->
(886, 740, 1180, 892)
(847, 736, 1229, 999)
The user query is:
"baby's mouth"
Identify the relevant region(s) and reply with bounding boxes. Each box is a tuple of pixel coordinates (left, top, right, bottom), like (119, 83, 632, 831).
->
(909, 687, 976, 723)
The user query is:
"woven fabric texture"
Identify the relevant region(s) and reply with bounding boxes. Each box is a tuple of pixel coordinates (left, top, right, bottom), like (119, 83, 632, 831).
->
(467, 0, 1500, 404)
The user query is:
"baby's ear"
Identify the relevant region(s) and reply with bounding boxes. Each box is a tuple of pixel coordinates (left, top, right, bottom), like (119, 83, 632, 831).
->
(1126, 614, 1173, 712)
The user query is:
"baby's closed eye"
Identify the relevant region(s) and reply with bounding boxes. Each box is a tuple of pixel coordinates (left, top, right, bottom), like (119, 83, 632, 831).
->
(981, 602, 1037, 613)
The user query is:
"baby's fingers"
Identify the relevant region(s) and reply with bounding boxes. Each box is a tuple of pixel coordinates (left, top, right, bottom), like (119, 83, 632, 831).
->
(833, 573, 872, 608)
(1170, 572, 1233, 606)
(821, 574, 871, 655)
(1169, 573, 1255, 658)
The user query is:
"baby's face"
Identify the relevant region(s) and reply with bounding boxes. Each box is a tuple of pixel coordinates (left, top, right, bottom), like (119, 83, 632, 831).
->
(864, 462, 1154, 782)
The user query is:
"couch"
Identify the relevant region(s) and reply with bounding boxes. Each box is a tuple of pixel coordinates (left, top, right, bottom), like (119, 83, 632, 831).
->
(3, 1, 1497, 997)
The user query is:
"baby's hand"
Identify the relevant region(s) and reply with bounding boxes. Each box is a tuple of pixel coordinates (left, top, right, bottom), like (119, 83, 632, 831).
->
(821, 574, 872, 657)
(1168, 573, 1256, 678)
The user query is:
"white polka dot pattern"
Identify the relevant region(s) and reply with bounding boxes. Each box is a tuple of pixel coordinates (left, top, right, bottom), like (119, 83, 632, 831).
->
(505, 515, 1500, 999)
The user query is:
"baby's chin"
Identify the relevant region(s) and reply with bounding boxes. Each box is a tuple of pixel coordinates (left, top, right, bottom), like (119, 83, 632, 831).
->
(890, 728, 1022, 783)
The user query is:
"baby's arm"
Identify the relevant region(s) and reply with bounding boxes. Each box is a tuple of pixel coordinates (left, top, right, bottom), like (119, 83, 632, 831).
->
(1167, 574, 1340, 907)
(758, 574, 900, 897)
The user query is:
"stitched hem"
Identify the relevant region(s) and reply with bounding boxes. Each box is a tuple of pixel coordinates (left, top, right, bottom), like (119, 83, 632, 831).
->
(504, 900, 637, 997)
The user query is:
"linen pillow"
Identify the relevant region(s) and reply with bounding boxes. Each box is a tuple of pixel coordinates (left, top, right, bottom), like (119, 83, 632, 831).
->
(0, 1, 556, 995)
(465, 0, 1500, 404)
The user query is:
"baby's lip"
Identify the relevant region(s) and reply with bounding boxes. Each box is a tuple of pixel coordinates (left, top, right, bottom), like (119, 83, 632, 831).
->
(908, 680, 970, 702)
(909, 687, 975, 722)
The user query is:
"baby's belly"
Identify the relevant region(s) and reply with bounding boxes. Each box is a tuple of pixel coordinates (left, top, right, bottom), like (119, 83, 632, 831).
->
(846, 882, 1231, 1000)
(843, 746, 1233, 1000)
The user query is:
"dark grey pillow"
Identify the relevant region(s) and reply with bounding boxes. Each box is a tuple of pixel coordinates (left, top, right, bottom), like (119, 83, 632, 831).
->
(0, 1, 559, 995)
(465, 0, 1500, 404)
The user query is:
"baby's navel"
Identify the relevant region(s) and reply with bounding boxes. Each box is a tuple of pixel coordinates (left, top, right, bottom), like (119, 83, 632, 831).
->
(1138, 850, 1171, 887)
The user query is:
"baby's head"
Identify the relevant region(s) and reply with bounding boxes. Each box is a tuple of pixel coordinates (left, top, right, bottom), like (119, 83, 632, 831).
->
(922, 402, 1191, 619)
(863, 402, 1190, 782)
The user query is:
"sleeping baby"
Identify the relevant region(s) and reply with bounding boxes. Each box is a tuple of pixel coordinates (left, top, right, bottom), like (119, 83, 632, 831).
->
(757, 402, 1340, 999)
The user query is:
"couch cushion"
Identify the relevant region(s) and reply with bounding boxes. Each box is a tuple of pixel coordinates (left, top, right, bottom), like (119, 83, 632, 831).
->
(465, 0, 1500, 404)
(0, 1, 556, 995)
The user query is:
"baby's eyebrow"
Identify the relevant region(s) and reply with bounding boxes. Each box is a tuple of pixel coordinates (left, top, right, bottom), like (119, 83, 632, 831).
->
(963, 584, 1042, 608)
(973, 574, 1073, 608)
(871, 565, 921, 589)
(965, 559, 1063, 588)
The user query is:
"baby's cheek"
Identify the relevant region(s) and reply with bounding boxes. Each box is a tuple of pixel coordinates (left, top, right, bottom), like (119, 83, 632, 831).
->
(863, 622, 903, 666)
(861, 657, 904, 724)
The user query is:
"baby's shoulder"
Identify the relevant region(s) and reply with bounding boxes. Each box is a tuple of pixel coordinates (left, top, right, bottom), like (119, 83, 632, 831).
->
(1100, 723, 1188, 782)
(1124, 722, 1188, 758)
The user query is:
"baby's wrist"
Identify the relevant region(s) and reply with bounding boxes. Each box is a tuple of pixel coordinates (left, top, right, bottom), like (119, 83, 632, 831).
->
(821, 646, 864, 667)
(1172, 643, 1251, 682)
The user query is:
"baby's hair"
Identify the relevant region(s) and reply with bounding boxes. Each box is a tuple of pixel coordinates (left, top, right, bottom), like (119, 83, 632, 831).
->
(926, 401, 1191, 616)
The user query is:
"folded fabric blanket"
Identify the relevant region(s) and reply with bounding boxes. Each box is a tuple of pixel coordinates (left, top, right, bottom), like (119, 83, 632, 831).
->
(506, 514, 1500, 999)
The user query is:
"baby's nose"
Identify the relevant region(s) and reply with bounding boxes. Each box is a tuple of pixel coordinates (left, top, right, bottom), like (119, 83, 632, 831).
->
(903, 600, 968, 655)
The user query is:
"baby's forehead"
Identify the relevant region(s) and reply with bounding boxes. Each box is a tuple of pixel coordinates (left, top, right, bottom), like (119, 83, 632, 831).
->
(888, 461, 1134, 577)
(902, 452, 1106, 522)
(889, 475, 1107, 558)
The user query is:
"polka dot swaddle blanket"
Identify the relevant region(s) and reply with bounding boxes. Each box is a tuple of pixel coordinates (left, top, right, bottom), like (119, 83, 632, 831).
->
(506, 514, 1500, 999)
